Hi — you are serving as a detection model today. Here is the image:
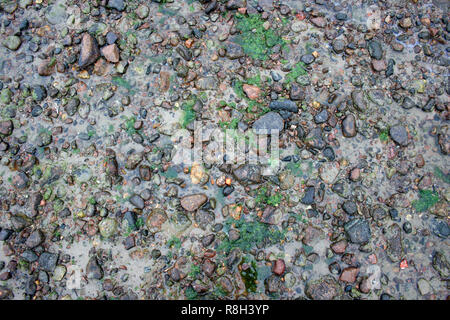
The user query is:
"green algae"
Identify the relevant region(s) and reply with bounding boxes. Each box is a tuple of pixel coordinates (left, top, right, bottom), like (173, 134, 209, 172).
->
(433, 166, 450, 184)
(234, 13, 285, 61)
(284, 61, 307, 85)
(180, 98, 196, 128)
(240, 257, 258, 293)
(218, 217, 285, 254)
(413, 189, 440, 212)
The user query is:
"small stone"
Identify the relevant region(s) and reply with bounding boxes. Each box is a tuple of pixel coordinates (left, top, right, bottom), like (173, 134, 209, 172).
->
(368, 41, 383, 60)
(350, 168, 360, 181)
(384, 223, 404, 262)
(351, 90, 367, 112)
(98, 218, 118, 238)
(252, 112, 284, 132)
(3, 36, 21, 51)
(107, 0, 125, 11)
(342, 201, 357, 215)
(242, 84, 261, 100)
(86, 257, 103, 280)
(0, 120, 13, 136)
(52, 265, 66, 281)
(399, 17, 412, 29)
(314, 109, 328, 124)
(39, 252, 58, 272)
(78, 33, 100, 68)
(180, 194, 207, 212)
(101, 44, 120, 63)
(339, 267, 359, 283)
(331, 240, 348, 254)
(12, 172, 30, 189)
(344, 219, 371, 244)
(417, 278, 432, 295)
(432, 251, 449, 279)
(372, 59, 387, 72)
(146, 208, 168, 232)
(37, 58, 56, 76)
(389, 125, 408, 146)
(305, 276, 341, 300)
(301, 54, 315, 65)
(225, 42, 244, 59)
(332, 39, 345, 53)
(25, 230, 44, 248)
(106, 32, 118, 45)
(269, 100, 298, 113)
(129, 194, 144, 209)
(125, 153, 143, 170)
(342, 114, 357, 137)
(233, 164, 262, 185)
(279, 170, 294, 190)
(401, 97, 416, 109)
(310, 17, 326, 28)
(136, 4, 149, 19)
(301, 187, 315, 205)
(272, 259, 285, 276)
(202, 259, 216, 277)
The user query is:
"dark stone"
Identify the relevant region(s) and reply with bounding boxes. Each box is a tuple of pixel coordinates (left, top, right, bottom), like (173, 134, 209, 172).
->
(107, 0, 125, 11)
(389, 125, 408, 146)
(222, 185, 235, 196)
(301, 54, 315, 65)
(342, 114, 357, 137)
(123, 211, 137, 231)
(0, 120, 13, 136)
(86, 257, 103, 280)
(269, 100, 298, 113)
(342, 201, 357, 215)
(301, 187, 315, 205)
(344, 219, 371, 244)
(0, 229, 13, 241)
(78, 33, 100, 68)
(22, 250, 38, 262)
(432, 251, 449, 279)
(106, 32, 118, 45)
(401, 96, 416, 109)
(314, 109, 328, 124)
(252, 112, 284, 132)
(384, 223, 404, 262)
(323, 147, 335, 161)
(39, 252, 58, 272)
(368, 41, 383, 60)
(32, 85, 47, 102)
(25, 230, 45, 248)
(225, 42, 244, 59)
(129, 194, 144, 209)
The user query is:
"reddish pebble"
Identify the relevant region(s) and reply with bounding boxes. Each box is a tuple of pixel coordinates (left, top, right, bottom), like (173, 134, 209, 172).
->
(368, 253, 378, 264)
(331, 240, 348, 254)
(272, 259, 285, 276)
(350, 168, 361, 181)
(339, 267, 359, 283)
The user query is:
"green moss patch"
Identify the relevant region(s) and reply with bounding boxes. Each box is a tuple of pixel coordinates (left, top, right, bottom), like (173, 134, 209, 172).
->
(433, 166, 450, 184)
(234, 13, 285, 61)
(218, 217, 285, 254)
(413, 189, 440, 212)
(240, 258, 258, 293)
(284, 61, 307, 85)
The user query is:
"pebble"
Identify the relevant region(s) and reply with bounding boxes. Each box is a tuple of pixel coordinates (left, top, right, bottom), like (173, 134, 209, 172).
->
(252, 112, 284, 132)
(389, 125, 408, 146)
(78, 33, 100, 68)
(180, 194, 207, 212)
